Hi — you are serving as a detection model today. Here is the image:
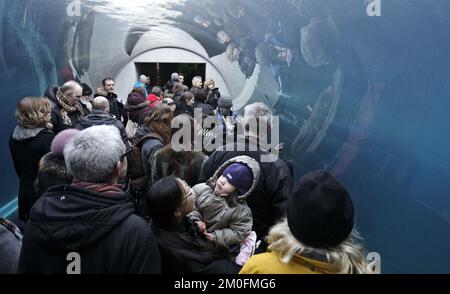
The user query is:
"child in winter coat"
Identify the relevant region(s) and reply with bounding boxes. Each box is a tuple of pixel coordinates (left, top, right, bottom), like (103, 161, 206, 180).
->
(190, 156, 260, 265)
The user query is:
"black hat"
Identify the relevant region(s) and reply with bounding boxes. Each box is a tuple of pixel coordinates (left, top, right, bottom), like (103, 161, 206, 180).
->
(287, 170, 354, 248)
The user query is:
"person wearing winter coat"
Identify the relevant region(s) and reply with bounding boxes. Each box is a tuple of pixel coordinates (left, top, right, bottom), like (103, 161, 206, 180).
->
(190, 76, 203, 96)
(131, 104, 173, 193)
(79, 82, 93, 116)
(204, 78, 221, 109)
(199, 102, 293, 251)
(192, 88, 215, 118)
(163, 72, 180, 93)
(239, 171, 368, 274)
(147, 86, 164, 108)
(19, 125, 161, 274)
(215, 96, 239, 142)
(9, 97, 55, 220)
(75, 96, 127, 143)
(44, 81, 84, 134)
(145, 176, 239, 274)
(134, 74, 149, 96)
(152, 114, 207, 187)
(174, 92, 195, 117)
(0, 218, 22, 274)
(124, 90, 150, 124)
(102, 77, 124, 122)
(34, 129, 79, 199)
(190, 156, 260, 265)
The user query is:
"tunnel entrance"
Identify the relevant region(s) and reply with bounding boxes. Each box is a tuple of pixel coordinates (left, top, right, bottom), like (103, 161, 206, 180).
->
(135, 62, 206, 88)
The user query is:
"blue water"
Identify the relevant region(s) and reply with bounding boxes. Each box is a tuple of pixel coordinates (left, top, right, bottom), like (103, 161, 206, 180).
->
(1, 0, 450, 273)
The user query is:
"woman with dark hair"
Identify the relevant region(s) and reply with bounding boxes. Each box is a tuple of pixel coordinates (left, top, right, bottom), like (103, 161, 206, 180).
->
(79, 82, 93, 116)
(9, 97, 55, 220)
(172, 82, 186, 103)
(146, 176, 239, 274)
(193, 88, 215, 118)
(152, 114, 207, 186)
(174, 92, 195, 117)
(129, 104, 173, 197)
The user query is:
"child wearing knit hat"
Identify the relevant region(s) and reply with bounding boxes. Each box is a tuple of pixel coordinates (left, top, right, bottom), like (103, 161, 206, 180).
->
(190, 156, 260, 266)
(35, 129, 79, 199)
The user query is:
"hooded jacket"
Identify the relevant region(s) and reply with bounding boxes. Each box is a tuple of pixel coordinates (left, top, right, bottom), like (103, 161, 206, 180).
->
(9, 126, 54, 220)
(239, 251, 339, 274)
(198, 136, 293, 250)
(190, 156, 260, 249)
(75, 110, 127, 143)
(19, 184, 161, 274)
(0, 218, 22, 274)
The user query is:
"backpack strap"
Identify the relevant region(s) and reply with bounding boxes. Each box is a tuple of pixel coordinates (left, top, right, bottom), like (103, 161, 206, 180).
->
(135, 131, 165, 147)
(0, 218, 23, 241)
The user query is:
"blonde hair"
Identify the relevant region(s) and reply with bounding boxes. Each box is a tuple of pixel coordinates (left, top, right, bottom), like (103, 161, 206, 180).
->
(15, 97, 52, 128)
(203, 78, 215, 90)
(267, 219, 368, 274)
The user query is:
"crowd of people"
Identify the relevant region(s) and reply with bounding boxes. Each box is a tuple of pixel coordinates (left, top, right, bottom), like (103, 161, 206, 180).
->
(1, 72, 370, 274)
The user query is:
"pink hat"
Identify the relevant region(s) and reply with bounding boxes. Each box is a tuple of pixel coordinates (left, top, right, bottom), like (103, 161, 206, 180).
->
(51, 129, 80, 157)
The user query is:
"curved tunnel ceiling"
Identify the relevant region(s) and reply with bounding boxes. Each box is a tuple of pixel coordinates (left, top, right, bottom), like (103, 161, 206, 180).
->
(2, 0, 450, 273)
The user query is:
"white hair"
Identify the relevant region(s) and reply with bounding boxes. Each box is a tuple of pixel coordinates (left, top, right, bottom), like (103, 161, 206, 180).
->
(192, 76, 202, 85)
(244, 102, 273, 137)
(267, 219, 368, 274)
(64, 125, 125, 183)
(139, 75, 147, 83)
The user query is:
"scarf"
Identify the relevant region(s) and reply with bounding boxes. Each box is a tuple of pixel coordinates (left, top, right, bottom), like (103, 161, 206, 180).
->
(72, 181, 124, 198)
(56, 88, 84, 126)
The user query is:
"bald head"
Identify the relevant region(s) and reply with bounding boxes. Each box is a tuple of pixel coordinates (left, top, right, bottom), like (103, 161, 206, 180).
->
(60, 81, 82, 106)
(93, 96, 110, 112)
(61, 81, 82, 95)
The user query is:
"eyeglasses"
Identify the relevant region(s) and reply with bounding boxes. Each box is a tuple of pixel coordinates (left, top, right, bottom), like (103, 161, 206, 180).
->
(179, 180, 194, 199)
(120, 148, 132, 162)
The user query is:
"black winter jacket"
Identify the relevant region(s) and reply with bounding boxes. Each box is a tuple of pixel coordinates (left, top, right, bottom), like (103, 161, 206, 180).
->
(9, 126, 54, 220)
(198, 136, 293, 249)
(19, 185, 161, 274)
(44, 86, 81, 134)
(75, 110, 127, 143)
(106, 92, 124, 122)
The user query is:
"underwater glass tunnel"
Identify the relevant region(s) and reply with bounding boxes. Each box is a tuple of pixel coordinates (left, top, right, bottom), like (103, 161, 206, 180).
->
(1, 0, 450, 273)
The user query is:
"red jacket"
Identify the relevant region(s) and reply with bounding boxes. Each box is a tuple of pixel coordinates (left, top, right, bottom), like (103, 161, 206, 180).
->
(147, 94, 162, 108)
